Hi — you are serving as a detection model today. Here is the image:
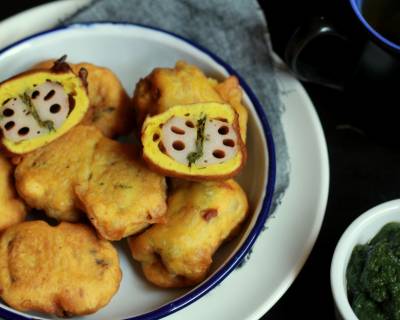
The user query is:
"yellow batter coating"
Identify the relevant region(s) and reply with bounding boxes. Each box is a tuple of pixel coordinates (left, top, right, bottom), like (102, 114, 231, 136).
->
(0, 221, 121, 317)
(0, 154, 26, 231)
(14, 126, 102, 222)
(75, 138, 167, 241)
(33, 60, 134, 138)
(0, 57, 90, 155)
(141, 103, 246, 180)
(128, 179, 248, 288)
(133, 60, 247, 141)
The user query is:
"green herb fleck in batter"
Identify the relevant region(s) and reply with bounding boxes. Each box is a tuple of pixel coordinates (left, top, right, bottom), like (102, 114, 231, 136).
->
(114, 183, 133, 189)
(187, 114, 207, 167)
(20, 92, 55, 131)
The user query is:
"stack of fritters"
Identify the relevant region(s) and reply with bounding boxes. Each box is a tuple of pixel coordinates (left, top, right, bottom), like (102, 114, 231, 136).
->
(129, 61, 249, 288)
(15, 125, 167, 240)
(0, 58, 250, 318)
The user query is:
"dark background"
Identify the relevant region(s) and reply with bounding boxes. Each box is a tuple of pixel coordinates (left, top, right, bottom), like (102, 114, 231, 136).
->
(2, 1, 400, 319)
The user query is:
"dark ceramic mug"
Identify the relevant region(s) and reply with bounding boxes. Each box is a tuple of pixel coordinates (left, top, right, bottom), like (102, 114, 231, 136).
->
(285, 0, 400, 90)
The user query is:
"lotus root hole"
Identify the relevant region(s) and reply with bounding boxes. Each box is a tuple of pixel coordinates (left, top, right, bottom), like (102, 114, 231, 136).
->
(31, 90, 40, 99)
(50, 104, 61, 114)
(4, 121, 15, 130)
(158, 142, 166, 153)
(185, 120, 194, 128)
(18, 127, 30, 136)
(44, 90, 55, 100)
(172, 141, 185, 151)
(218, 126, 229, 135)
(213, 149, 225, 159)
(2, 98, 10, 106)
(153, 133, 160, 141)
(3, 108, 14, 117)
(68, 94, 75, 113)
(223, 139, 235, 147)
(171, 126, 185, 135)
(184, 113, 190, 116)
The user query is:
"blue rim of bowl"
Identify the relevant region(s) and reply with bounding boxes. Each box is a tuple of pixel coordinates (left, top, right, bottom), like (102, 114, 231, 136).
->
(0, 22, 276, 320)
(349, 0, 400, 52)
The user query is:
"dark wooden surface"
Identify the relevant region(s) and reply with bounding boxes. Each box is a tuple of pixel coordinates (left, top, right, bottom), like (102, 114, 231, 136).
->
(2, 1, 400, 319)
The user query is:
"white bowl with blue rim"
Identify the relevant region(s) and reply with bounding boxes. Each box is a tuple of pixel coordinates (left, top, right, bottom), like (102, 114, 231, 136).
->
(349, 0, 400, 53)
(0, 22, 275, 320)
(331, 199, 400, 320)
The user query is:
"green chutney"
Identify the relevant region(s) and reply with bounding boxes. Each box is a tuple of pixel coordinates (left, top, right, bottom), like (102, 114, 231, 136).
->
(347, 222, 400, 320)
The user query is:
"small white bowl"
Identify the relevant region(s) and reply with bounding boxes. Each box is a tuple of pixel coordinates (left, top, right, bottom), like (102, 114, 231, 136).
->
(331, 199, 400, 320)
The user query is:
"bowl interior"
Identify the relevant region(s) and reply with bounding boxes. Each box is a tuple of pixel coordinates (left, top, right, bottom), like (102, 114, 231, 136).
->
(331, 199, 400, 320)
(0, 23, 272, 320)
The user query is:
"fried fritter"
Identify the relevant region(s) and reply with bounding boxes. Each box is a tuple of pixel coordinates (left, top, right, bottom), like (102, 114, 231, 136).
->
(141, 103, 246, 180)
(214, 75, 248, 142)
(33, 60, 134, 138)
(75, 138, 167, 241)
(0, 56, 90, 155)
(128, 179, 248, 288)
(0, 154, 26, 231)
(14, 126, 102, 221)
(133, 60, 247, 141)
(15, 125, 167, 235)
(0, 221, 121, 317)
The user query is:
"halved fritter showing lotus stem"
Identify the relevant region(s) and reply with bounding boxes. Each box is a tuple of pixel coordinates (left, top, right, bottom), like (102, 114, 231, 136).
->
(0, 55, 89, 154)
(133, 60, 248, 141)
(142, 102, 246, 180)
(31, 59, 134, 138)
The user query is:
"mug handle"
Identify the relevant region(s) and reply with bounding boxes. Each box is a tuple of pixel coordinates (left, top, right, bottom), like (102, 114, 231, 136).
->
(284, 16, 350, 90)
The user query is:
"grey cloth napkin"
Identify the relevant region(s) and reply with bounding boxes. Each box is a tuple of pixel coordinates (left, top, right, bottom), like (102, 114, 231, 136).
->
(65, 0, 290, 224)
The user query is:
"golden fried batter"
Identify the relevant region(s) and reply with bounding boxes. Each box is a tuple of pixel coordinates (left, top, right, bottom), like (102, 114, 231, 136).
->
(0, 154, 26, 231)
(0, 221, 121, 317)
(128, 179, 248, 288)
(75, 138, 167, 241)
(33, 60, 134, 138)
(133, 61, 247, 140)
(15, 125, 167, 235)
(214, 76, 248, 141)
(14, 126, 102, 221)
